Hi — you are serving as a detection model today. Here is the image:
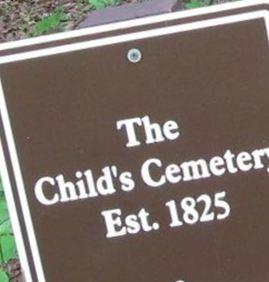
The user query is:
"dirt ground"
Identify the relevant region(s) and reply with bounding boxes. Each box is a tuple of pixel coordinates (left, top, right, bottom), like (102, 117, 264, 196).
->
(0, 0, 231, 43)
(0, 0, 147, 42)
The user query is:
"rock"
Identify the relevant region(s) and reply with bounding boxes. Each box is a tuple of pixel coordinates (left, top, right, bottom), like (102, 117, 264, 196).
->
(5, 259, 23, 282)
(79, 0, 183, 29)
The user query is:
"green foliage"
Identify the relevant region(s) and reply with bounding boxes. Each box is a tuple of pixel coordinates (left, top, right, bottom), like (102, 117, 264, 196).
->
(32, 8, 67, 36)
(0, 268, 9, 282)
(0, 179, 17, 279)
(87, 0, 121, 10)
(0, 197, 8, 226)
(185, 0, 213, 9)
(0, 180, 3, 194)
(0, 220, 16, 263)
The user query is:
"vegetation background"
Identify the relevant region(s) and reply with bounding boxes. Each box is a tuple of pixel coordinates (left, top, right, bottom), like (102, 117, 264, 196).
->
(0, 0, 233, 280)
(0, 0, 230, 42)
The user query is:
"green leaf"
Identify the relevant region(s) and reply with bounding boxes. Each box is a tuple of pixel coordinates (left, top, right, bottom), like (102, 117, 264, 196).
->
(0, 218, 12, 235)
(0, 179, 17, 264)
(0, 220, 16, 263)
(88, 0, 120, 10)
(0, 179, 5, 200)
(88, 0, 105, 9)
(185, 0, 211, 9)
(1, 234, 16, 263)
(0, 268, 9, 282)
(0, 197, 9, 226)
(32, 8, 66, 36)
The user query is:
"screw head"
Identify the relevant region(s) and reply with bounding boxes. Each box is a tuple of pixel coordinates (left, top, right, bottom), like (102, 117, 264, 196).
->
(127, 48, 142, 63)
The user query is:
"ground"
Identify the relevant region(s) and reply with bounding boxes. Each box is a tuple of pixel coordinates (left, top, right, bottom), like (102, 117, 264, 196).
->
(0, 0, 226, 42)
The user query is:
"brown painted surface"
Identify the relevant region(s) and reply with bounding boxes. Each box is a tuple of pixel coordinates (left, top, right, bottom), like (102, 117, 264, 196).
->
(1, 12, 269, 282)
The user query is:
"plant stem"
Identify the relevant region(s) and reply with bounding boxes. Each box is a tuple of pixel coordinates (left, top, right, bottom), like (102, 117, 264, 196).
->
(0, 236, 4, 264)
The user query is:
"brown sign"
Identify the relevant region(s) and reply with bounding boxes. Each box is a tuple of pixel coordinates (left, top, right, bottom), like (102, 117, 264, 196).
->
(1, 2, 269, 282)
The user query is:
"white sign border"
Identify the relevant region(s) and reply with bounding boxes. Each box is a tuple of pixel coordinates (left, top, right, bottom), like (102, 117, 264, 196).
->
(0, 9, 269, 282)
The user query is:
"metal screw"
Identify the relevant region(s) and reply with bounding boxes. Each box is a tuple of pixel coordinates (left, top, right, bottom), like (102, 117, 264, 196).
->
(127, 48, 142, 63)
